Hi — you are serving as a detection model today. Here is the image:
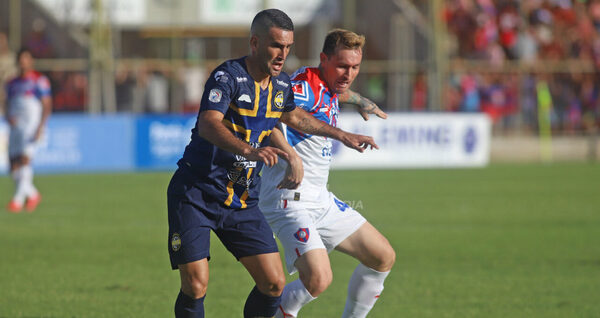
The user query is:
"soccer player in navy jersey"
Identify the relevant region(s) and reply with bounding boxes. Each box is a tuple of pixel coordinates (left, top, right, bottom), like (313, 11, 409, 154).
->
(3, 48, 51, 213)
(167, 10, 378, 318)
(260, 29, 395, 318)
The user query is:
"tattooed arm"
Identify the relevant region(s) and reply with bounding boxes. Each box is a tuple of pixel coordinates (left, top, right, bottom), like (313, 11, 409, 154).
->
(280, 107, 378, 153)
(338, 89, 387, 121)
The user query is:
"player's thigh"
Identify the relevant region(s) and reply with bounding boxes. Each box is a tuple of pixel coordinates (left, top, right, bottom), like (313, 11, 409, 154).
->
(271, 210, 327, 275)
(334, 222, 395, 271)
(317, 193, 366, 251)
(8, 126, 27, 160)
(294, 248, 332, 290)
(215, 205, 279, 260)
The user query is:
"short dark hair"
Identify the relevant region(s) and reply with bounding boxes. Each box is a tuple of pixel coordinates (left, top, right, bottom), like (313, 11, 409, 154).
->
(322, 29, 365, 57)
(251, 9, 294, 36)
(16, 47, 33, 62)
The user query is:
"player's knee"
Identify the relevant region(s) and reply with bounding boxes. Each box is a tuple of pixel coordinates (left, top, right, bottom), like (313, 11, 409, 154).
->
(303, 268, 332, 296)
(375, 245, 396, 272)
(257, 273, 286, 297)
(181, 276, 208, 299)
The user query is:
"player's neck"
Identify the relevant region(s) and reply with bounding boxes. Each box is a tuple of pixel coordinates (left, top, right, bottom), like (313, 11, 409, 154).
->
(245, 56, 270, 89)
(20, 69, 34, 77)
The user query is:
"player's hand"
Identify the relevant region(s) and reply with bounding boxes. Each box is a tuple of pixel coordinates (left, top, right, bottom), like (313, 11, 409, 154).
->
(339, 132, 379, 153)
(357, 97, 388, 121)
(33, 126, 44, 141)
(277, 154, 303, 189)
(246, 146, 289, 167)
(7, 117, 17, 127)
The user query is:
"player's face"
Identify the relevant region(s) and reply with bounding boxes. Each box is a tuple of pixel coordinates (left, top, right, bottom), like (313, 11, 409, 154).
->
(253, 27, 294, 77)
(18, 51, 34, 73)
(319, 48, 362, 94)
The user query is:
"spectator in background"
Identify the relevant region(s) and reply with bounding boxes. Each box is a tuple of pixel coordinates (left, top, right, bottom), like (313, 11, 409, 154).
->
(411, 71, 428, 111)
(115, 66, 136, 112)
(0, 32, 16, 110)
(53, 72, 87, 112)
(25, 18, 54, 59)
(145, 69, 169, 113)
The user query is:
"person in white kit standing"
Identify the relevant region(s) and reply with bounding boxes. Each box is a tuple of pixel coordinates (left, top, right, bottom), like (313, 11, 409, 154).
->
(3, 48, 52, 213)
(259, 29, 395, 318)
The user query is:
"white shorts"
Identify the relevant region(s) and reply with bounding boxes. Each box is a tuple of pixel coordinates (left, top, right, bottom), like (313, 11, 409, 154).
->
(264, 192, 366, 274)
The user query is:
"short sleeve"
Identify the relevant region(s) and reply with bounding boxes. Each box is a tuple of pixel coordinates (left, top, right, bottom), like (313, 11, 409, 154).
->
(283, 82, 296, 113)
(199, 68, 235, 114)
(291, 80, 315, 112)
(36, 75, 52, 99)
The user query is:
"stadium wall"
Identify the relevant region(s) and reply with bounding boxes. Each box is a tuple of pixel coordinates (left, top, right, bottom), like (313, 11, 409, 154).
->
(0, 113, 492, 174)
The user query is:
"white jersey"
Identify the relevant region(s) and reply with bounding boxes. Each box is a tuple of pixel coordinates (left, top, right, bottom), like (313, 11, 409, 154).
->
(5, 71, 50, 157)
(260, 67, 339, 210)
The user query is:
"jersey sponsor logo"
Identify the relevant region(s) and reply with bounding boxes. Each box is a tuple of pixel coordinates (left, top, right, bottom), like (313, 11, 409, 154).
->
(236, 76, 248, 82)
(214, 70, 229, 83)
(238, 94, 252, 103)
(294, 228, 310, 243)
(233, 161, 257, 168)
(275, 79, 289, 87)
(227, 168, 253, 188)
(171, 233, 182, 251)
(209, 89, 222, 103)
(334, 197, 349, 212)
(274, 91, 284, 109)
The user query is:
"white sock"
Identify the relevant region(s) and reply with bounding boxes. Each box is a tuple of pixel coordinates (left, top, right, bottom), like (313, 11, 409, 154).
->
(342, 264, 390, 318)
(276, 279, 316, 318)
(20, 165, 38, 198)
(11, 167, 27, 205)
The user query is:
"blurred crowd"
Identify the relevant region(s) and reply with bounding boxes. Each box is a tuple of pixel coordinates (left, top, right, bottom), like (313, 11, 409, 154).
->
(440, 0, 600, 133)
(2, 1, 600, 134)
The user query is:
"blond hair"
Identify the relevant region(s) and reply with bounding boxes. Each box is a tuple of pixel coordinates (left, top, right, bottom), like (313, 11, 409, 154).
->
(322, 28, 365, 57)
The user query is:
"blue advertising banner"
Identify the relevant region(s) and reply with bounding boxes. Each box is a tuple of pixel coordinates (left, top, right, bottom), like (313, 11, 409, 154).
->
(135, 115, 196, 170)
(34, 115, 135, 173)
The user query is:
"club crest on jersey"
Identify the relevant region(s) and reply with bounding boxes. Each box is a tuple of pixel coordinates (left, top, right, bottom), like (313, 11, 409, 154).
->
(209, 89, 222, 103)
(274, 91, 284, 109)
(292, 83, 304, 95)
(171, 233, 182, 251)
(294, 228, 310, 243)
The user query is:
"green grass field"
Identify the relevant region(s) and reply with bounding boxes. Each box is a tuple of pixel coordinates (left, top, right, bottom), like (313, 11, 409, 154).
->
(1, 163, 599, 317)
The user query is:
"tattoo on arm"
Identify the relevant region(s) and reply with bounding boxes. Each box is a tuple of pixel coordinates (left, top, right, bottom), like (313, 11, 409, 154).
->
(339, 90, 379, 114)
(296, 116, 329, 135)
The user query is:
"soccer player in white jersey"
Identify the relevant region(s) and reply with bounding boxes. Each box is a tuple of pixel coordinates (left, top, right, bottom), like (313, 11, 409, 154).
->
(259, 29, 395, 318)
(3, 48, 52, 213)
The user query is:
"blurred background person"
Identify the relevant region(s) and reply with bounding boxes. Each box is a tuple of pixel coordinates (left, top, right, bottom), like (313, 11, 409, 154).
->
(3, 48, 52, 213)
(0, 32, 16, 111)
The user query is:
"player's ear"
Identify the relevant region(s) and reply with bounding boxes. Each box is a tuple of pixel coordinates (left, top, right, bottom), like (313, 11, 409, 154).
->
(319, 52, 328, 64)
(250, 35, 259, 54)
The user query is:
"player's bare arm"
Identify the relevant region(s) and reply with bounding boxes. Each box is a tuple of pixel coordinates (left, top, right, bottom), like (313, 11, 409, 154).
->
(269, 126, 303, 189)
(34, 95, 52, 141)
(338, 89, 387, 121)
(280, 107, 379, 153)
(197, 110, 288, 166)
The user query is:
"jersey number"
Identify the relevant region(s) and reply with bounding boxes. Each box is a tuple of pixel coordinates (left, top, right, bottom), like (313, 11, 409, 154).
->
(334, 198, 349, 212)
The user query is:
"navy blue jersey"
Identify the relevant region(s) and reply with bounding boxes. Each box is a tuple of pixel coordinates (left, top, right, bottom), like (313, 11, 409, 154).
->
(179, 57, 296, 209)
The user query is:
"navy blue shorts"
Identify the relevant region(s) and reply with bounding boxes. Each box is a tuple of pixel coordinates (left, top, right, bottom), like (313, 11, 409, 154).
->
(167, 167, 279, 270)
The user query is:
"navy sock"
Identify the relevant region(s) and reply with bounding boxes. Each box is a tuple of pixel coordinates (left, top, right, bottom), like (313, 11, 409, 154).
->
(243, 285, 281, 318)
(175, 290, 205, 318)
